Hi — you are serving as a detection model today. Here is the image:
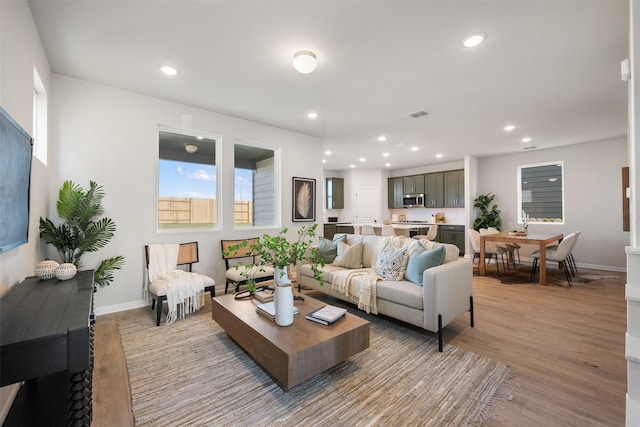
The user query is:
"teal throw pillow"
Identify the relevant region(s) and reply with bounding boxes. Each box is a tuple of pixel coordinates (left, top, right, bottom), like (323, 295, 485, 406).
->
(405, 244, 446, 285)
(317, 235, 347, 263)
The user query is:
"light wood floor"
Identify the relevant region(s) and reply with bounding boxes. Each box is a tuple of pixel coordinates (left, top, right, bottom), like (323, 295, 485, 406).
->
(92, 269, 627, 427)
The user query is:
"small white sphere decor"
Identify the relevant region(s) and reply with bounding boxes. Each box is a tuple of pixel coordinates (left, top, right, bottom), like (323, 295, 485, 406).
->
(35, 260, 60, 280)
(55, 263, 77, 281)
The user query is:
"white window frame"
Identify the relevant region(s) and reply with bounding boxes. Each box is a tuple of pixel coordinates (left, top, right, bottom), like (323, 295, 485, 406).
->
(33, 68, 47, 165)
(233, 139, 281, 231)
(157, 126, 221, 233)
(517, 161, 565, 224)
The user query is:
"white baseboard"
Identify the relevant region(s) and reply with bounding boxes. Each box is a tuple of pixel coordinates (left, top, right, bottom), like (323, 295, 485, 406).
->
(94, 299, 147, 316)
(464, 254, 626, 274)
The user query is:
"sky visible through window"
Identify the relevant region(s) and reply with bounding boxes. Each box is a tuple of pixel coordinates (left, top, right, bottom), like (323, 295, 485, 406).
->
(159, 160, 252, 200)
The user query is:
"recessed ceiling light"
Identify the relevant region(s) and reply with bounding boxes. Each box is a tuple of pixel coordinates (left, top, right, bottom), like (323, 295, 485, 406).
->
(378, 135, 387, 142)
(160, 65, 178, 76)
(382, 152, 389, 157)
(436, 153, 443, 158)
(307, 112, 319, 119)
(461, 33, 487, 48)
(504, 125, 516, 132)
(350, 164, 356, 168)
(185, 144, 198, 154)
(324, 150, 332, 155)
(359, 158, 366, 162)
(292, 51, 317, 74)
(385, 163, 391, 167)
(322, 159, 326, 163)
(410, 146, 419, 151)
(521, 137, 532, 143)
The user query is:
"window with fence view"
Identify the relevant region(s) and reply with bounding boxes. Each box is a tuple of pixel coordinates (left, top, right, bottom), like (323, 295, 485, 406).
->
(158, 129, 218, 230)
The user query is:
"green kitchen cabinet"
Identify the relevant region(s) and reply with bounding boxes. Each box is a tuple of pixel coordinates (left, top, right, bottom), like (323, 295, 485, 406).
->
(425, 173, 444, 208)
(388, 177, 404, 208)
(438, 225, 465, 256)
(444, 170, 464, 207)
(403, 174, 425, 195)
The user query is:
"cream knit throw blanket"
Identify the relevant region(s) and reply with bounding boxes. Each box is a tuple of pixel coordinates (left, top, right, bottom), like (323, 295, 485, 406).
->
(158, 270, 205, 325)
(329, 268, 380, 314)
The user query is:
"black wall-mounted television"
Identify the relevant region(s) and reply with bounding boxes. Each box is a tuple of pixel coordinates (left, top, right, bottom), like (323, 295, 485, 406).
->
(0, 106, 33, 253)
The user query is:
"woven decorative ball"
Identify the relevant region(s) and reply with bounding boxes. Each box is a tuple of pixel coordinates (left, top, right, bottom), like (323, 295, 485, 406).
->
(35, 260, 60, 280)
(55, 263, 77, 281)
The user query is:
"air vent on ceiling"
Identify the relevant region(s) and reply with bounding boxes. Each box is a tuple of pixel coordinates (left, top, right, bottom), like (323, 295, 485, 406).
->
(523, 146, 537, 150)
(408, 110, 429, 119)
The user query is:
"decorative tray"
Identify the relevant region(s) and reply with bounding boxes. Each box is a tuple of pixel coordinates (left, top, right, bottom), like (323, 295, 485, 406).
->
(508, 231, 528, 236)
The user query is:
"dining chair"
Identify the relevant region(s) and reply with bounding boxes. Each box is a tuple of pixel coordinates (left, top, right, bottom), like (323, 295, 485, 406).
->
(488, 226, 521, 265)
(530, 231, 580, 276)
(468, 229, 508, 275)
(480, 228, 514, 271)
(529, 232, 578, 286)
(425, 225, 438, 240)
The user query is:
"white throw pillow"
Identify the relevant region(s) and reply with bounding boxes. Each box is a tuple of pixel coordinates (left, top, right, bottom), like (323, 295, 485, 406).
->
(333, 241, 363, 269)
(376, 244, 410, 280)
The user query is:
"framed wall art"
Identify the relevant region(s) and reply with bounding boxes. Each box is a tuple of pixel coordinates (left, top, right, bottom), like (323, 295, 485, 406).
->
(292, 177, 316, 222)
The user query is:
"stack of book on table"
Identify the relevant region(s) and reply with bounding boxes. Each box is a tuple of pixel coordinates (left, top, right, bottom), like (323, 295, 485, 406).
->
(256, 302, 298, 321)
(306, 305, 348, 325)
(253, 289, 274, 303)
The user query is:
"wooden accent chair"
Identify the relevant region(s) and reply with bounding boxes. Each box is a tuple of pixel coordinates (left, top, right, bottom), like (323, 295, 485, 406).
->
(144, 242, 215, 326)
(221, 238, 275, 294)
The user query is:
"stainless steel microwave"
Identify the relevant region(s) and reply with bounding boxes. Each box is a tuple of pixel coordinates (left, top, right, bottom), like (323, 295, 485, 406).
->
(402, 194, 424, 208)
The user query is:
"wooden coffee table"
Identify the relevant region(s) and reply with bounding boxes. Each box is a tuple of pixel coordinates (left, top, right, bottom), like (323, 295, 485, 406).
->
(211, 293, 370, 390)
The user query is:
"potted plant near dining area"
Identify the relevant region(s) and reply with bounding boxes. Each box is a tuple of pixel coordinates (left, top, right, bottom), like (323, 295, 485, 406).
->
(223, 224, 325, 326)
(473, 193, 503, 231)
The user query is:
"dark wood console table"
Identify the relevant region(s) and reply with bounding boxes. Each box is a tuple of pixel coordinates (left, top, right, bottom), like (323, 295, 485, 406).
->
(0, 270, 95, 426)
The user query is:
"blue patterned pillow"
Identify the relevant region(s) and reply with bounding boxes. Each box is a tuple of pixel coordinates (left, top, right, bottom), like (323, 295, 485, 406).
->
(405, 244, 446, 285)
(376, 244, 410, 280)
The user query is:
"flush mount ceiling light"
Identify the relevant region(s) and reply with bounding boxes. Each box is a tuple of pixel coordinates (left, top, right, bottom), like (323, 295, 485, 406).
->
(185, 144, 198, 154)
(385, 163, 391, 167)
(350, 164, 356, 168)
(160, 65, 178, 76)
(377, 135, 387, 142)
(382, 152, 390, 157)
(410, 146, 419, 151)
(359, 157, 366, 162)
(461, 33, 487, 48)
(292, 51, 318, 74)
(307, 111, 319, 119)
(436, 153, 443, 158)
(324, 150, 332, 155)
(504, 125, 516, 132)
(521, 137, 533, 143)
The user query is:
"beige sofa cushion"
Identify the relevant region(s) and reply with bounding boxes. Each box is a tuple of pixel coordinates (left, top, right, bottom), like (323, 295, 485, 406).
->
(376, 280, 423, 310)
(333, 241, 363, 269)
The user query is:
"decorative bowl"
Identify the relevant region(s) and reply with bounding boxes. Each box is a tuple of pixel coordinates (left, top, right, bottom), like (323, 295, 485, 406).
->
(35, 260, 60, 280)
(55, 263, 77, 281)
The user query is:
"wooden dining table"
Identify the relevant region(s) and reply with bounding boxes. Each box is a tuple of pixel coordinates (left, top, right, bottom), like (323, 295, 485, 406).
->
(479, 232, 564, 285)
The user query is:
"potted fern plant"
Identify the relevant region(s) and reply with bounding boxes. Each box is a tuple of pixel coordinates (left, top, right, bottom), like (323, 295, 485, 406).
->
(39, 180, 125, 288)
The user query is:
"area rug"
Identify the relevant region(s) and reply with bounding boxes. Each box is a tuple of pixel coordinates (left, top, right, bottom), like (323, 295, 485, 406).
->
(498, 266, 618, 286)
(119, 299, 515, 426)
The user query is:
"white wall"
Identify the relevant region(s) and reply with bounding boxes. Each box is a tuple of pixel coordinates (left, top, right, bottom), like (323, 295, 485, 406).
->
(0, 0, 51, 296)
(0, 0, 52, 419)
(49, 75, 324, 314)
(477, 137, 628, 269)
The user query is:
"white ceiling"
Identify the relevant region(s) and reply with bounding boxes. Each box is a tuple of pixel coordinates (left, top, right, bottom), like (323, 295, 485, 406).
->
(27, 0, 629, 171)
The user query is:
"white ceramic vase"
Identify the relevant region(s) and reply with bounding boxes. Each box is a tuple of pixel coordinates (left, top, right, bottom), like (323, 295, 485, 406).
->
(273, 266, 294, 326)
